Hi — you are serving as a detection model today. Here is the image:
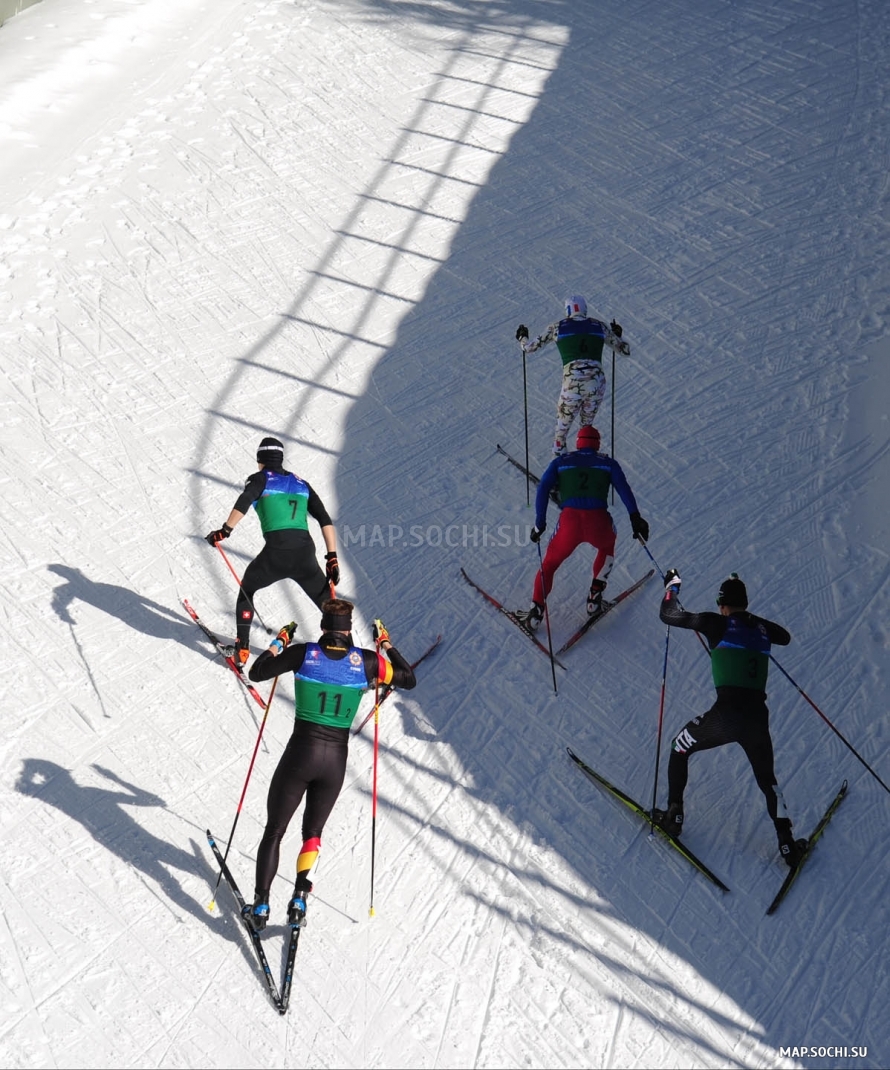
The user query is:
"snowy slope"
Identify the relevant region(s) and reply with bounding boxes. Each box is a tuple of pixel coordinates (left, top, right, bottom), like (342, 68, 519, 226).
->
(1, 0, 889, 1068)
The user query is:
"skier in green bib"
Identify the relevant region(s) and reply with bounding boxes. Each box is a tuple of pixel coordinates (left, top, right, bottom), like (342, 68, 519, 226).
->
(205, 437, 339, 666)
(241, 598, 416, 930)
(651, 570, 807, 868)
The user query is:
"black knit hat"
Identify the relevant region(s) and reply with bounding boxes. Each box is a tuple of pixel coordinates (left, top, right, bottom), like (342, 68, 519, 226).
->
(256, 436, 284, 468)
(716, 573, 748, 608)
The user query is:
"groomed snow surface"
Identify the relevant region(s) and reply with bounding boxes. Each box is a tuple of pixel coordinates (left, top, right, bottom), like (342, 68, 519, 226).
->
(1, 1, 888, 1067)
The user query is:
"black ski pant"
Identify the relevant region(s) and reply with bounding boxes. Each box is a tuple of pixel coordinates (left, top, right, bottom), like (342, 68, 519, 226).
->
(236, 538, 328, 645)
(254, 720, 348, 895)
(666, 688, 783, 824)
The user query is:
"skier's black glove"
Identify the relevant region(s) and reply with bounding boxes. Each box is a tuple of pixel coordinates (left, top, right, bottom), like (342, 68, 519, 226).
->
(325, 552, 340, 586)
(530, 524, 545, 544)
(516, 324, 529, 342)
(610, 319, 623, 339)
(664, 568, 682, 592)
(629, 512, 649, 542)
(205, 523, 232, 545)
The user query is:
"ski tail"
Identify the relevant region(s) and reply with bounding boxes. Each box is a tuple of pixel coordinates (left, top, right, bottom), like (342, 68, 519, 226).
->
(765, 780, 848, 915)
(183, 599, 268, 709)
(206, 830, 283, 1011)
(557, 570, 655, 654)
(567, 748, 729, 892)
(461, 568, 567, 670)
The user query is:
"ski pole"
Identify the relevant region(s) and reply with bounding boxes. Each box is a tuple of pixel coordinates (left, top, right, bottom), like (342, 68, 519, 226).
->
(536, 538, 558, 695)
(649, 622, 671, 829)
(610, 346, 616, 506)
(215, 542, 273, 634)
(209, 674, 279, 911)
(522, 345, 531, 507)
(769, 655, 890, 796)
(369, 637, 383, 917)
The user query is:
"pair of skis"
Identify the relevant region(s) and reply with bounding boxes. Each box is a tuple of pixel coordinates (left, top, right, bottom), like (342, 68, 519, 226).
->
(461, 568, 654, 667)
(207, 830, 304, 1014)
(567, 747, 847, 912)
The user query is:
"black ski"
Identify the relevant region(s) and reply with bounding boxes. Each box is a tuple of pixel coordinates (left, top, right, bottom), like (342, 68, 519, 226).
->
(184, 599, 268, 709)
(353, 634, 443, 736)
(461, 568, 567, 670)
(557, 570, 656, 654)
(766, 780, 848, 915)
(495, 444, 560, 505)
(206, 830, 283, 1012)
(567, 748, 729, 892)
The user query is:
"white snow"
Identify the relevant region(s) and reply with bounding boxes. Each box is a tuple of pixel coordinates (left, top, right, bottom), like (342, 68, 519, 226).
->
(1, 0, 888, 1067)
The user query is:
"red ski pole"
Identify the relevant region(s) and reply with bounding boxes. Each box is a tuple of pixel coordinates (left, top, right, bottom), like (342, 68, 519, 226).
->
(215, 542, 272, 634)
(209, 674, 279, 910)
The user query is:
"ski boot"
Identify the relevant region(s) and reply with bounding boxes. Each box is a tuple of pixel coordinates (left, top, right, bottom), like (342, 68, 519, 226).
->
(287, 880, 312, 930)
(241, 894, 270, 932)
(234, 639, 250, 669)
(514, 602, 544, 633)
(650, 802, 684, 838)
(587, 578, 607, 616)
(775, 819, 808, 868)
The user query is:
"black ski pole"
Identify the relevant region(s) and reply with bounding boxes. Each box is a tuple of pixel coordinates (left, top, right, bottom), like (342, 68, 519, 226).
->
(610, 346, 616, 506)
(522, 345, 531, 508)
(535, 538, 558, 695)
(649, 621, 671, 829)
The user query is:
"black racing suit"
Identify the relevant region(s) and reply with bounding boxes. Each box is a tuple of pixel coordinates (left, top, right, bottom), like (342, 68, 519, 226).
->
(232, 466, 333, 646)
(247, 633, 416, 897)
(659, 589, 792, 827)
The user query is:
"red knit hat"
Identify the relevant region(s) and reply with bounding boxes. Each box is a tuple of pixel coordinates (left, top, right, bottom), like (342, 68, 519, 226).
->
(576, 425, 601, 450)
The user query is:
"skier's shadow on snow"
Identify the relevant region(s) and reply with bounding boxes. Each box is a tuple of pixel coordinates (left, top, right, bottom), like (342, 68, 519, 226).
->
(15, 759, 257, 967)
(47, 564, 194, 648)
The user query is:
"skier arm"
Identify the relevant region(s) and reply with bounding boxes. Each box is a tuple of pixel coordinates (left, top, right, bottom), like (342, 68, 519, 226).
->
(535, 458, 560, 529)
(758, 617, 791, 646)
(523, 322, 558, 355)
(659, 593, 725, 642)
(249, 643, 307, 682)
(222, 508, 246, 531)
(605, 324, 631, 356)
(306, 485, 334, 529)
(319, 523, 337, 555)
(609, 459, 639, 517)
(363, 647, 417, 690)
(231, 470, 267, 515)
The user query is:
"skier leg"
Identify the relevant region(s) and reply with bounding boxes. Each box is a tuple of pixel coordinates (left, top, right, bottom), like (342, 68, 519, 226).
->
(532, 512, 580, 603)
(254, 733, 314, 892)
(287, 737, 347, 923)
(585, 511, 616, 611)
(738, 715, 806, 864)
(237, 548, 285, 650)
(656, 702, 731, 834)
(577, 365, 606, 426)
(553, 366, 583, 456)
(286, 543, 329, 609)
